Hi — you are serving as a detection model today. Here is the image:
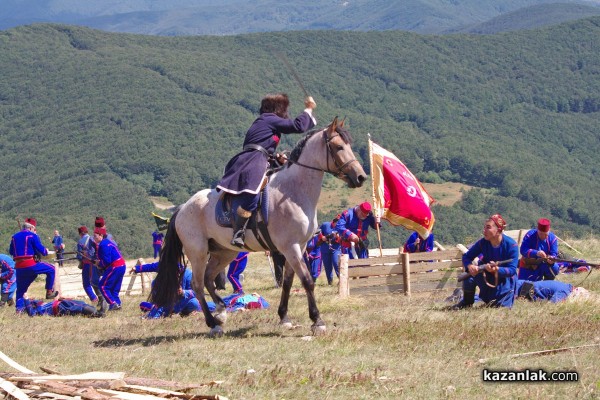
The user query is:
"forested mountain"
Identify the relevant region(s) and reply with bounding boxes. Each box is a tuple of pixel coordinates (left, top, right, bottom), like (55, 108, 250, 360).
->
(1, 0, 599, 35)
(1, 19, 599, 256)
(451, 2, 600, 33)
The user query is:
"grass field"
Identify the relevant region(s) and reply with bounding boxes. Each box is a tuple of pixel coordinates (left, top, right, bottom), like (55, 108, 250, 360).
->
(1, 239, 599, 399)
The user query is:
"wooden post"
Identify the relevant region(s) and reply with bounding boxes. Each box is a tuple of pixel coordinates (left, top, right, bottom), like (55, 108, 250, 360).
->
(339, 254, 349, 298)
(125, 273, 137, 296)
(141, 273, 148, 294)
(401, 252, 410, 296)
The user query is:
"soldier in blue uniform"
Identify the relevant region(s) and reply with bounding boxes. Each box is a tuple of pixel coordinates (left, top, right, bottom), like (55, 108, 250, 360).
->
(335, 202, 378, 259)
(217, 93, 317, 247)
(227, 252, 249, 294)
(319, 221, 342, 285)
(93, 227, 126, 311)
(51, 230, 65, 267)
(10, 218, 58, 309)
(518, 218, 559, 281)
(0, 254, 16, 307)
(304, 233, 322, 282)
(16, 297, 99, 317)
(76, 225, 100, 304)
(452, 214, 519, 309)
(403, 231, 434, 253)
(133, 259, 199, 318)
(515, 279, 575, 303)
(151, 230, 164, 259)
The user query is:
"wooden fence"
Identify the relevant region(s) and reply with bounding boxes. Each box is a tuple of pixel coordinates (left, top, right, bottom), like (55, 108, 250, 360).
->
(338, 229, 528, 298)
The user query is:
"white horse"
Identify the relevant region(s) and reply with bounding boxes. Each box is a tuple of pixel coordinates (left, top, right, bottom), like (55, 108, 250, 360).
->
(151, 117, 367, 336)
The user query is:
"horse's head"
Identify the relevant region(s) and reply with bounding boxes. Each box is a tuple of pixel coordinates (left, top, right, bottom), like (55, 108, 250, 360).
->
(323, 117, 367, 188)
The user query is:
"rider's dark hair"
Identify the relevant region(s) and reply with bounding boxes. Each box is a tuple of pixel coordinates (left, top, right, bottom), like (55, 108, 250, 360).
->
(260, 93, 290, 119)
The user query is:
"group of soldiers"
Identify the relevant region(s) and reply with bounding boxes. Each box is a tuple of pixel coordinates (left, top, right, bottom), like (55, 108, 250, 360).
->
(1, 209, 594, 318)
(0, 216, 126, 316)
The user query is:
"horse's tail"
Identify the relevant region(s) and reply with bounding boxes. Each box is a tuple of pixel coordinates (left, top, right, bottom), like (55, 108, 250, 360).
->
(150, 208, 184, 308)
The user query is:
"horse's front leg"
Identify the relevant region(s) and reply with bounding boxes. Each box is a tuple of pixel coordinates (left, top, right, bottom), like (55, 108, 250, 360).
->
(281, 252, 326, 335)
(278, 262, 295, 328)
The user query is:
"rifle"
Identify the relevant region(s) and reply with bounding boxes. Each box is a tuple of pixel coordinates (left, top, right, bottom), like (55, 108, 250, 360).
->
(520, 257, 600, 270)
(457, 259, 514, 283)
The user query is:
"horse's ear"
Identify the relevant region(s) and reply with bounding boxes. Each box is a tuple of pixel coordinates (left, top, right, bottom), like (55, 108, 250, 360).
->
(328, 116, 339, 133)
(340, 116, 346, 128)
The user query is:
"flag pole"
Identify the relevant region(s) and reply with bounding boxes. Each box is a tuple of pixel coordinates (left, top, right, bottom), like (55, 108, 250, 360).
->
(368, 133, 383, 258)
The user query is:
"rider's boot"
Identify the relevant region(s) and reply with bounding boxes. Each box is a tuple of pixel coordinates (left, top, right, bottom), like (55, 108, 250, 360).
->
(231, 206, 251, 248)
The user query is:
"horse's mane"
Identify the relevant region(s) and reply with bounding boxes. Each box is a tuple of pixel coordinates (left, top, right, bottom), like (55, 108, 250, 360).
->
(288, 123, 353, 165)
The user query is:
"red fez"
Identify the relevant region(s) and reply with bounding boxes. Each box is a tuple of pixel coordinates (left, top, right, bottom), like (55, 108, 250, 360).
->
(537, 218, 551, 232)
(94, 227, 107, 236)
(95, 216, 105, 227)
(78, 226, 88, 234)
(489, 214, 507, 232)
(25, 217, 37, 227)
(359, 202, 372, 214)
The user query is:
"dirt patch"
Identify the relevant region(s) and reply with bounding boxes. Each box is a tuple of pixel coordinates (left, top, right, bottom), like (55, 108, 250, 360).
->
(150, 196, 175, 210)
(318, 178, 473, 213)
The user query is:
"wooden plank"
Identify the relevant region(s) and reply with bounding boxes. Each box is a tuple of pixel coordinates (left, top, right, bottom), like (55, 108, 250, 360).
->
(348, 255, 400, 267)
(407, 248, 463, 262)
(12, 372, 126, 382)
(348, 264, 404, 278)
(0, 350, 35, 374)
(409, 260, 463, 273)
(125, 273, 137, 296)
(0, 376, 30, 400)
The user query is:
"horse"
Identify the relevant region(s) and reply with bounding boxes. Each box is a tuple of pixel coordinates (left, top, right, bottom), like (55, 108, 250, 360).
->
(151, 117, 367, 337)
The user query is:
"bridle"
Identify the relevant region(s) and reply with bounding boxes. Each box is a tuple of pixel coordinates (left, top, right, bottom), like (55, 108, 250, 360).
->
(289, 129, 361, 180)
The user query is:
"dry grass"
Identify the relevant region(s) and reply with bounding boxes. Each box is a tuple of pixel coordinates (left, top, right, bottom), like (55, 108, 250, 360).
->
(1, 242, 599, 400)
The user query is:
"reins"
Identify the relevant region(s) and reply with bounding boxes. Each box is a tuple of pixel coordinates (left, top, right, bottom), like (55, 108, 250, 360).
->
(288, 130, 360, 179)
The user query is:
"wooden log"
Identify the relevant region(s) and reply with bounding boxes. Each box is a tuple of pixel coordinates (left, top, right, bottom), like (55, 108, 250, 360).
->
(123, 377, 216, 390)
(35, 381, 110, 400)
(0, 376, 30, 400)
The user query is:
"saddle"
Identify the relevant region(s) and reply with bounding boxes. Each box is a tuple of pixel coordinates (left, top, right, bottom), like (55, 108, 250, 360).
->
(215, 186, 278, 252)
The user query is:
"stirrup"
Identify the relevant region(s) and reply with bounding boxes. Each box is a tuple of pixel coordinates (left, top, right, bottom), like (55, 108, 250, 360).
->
(231, 230, 245, 247)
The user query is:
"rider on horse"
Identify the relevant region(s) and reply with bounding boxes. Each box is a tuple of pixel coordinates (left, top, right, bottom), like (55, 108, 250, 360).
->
(216, 93, 317, 247)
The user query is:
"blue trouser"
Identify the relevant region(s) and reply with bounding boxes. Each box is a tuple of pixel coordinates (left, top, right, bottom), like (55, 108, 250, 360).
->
(304, 255, 321, 281)
(321, 245, 341, 283)
(462, 273, 516, 308)
(153, 244, 161, 258)
(99, 265, 126, 307)
(81, 262, 99, 302)
(228, 254, 248, 293)
(15, 262, 56, 301)
(1, 279, 16, 301)
(231, 192, 260, 213)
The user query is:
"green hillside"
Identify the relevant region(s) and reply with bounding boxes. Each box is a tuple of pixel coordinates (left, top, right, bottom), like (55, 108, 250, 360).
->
(1, 20, 599, 256)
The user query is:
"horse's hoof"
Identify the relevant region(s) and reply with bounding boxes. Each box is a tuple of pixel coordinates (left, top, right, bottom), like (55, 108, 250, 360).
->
(208, 325, 224, 338)
(280, 321, 294, 330)
(214, 311, 228, 325)
(311, 324, 327, 336)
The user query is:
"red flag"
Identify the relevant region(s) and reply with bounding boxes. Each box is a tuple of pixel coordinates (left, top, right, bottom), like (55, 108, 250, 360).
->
(370, 140, 435, 238)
